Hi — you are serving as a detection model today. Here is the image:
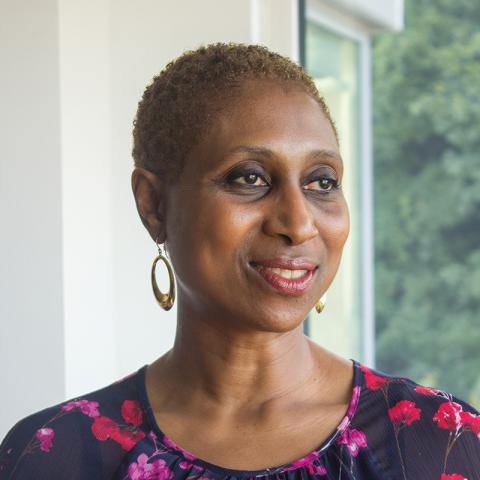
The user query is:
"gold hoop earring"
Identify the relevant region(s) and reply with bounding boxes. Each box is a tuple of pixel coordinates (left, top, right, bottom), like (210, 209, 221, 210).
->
(315, 292, 327, 314)
(151, 240, 176, 310)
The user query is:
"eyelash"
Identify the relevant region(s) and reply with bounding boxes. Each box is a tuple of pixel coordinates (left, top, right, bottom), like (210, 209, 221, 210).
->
(227, 170, 340, 193)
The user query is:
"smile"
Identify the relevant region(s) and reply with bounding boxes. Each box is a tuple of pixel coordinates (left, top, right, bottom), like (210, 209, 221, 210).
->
(261, 267, 309, 279)
(249, 259, 317, 296)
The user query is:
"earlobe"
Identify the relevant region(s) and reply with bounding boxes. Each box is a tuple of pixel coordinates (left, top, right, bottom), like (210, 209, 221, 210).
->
(131, 167, 167, 243)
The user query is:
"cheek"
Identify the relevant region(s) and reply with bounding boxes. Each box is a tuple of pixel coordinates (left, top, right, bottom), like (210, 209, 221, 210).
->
(167, 192, 258, 288)
(318, 200, 350, 254)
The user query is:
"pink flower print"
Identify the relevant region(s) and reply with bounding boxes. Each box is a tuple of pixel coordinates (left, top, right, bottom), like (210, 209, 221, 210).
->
(179, 460, 204, 470)
(162, 435, 197, 461)
(283, 451, 326, 475)
(388, 400, 421, 427)
(347, 386, 361, 417)
(441, 475, 466, 480)
(128, 453, 174, 480)
(121, 400, 143, 426)
(312, 463, 327, 475)
(62, 399, 100, 418)
(337, 416, 350, 433)
(35, 428, 55, 452)
(336, 427, 367, 457)
(334, 385, 361, 435)
(460, 411, 480, 437)
(433, 401, 463, 431)
(415, 385, 441, 396)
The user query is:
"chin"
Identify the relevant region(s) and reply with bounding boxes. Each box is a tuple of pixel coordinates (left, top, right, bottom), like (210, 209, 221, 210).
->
(239, 305, 308, 334)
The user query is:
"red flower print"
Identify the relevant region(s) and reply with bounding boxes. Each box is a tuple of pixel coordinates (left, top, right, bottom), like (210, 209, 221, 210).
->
(388, 400, 421, 427)
(336, 427, 367, 457)
(415, 385, 440, 396)
(121, 400, 143, 426)
(91, 416, 120, 441)
(91, 416, 145, 451)
(387, 400, 421, 480)
(112, 429, 146, 452)
(62, 399, 100, 418)
(360, 365, 388, 391)
(441, 474, 466, 480)
(460, 411, 480, 436)
(35, 428, 55, 452)
(433, 401, 463, 431)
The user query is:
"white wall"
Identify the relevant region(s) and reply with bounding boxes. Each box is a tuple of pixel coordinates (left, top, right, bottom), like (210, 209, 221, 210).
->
(0, 0, 65, 436)
(58, 0, 117, 401)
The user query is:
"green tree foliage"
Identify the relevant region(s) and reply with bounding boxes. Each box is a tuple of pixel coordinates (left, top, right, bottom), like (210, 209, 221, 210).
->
(373, 0, 480, 406)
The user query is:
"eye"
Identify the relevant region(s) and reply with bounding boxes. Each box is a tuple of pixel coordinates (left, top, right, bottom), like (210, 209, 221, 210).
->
(303, 176, 339, 193)
(231, 172, 269, 187)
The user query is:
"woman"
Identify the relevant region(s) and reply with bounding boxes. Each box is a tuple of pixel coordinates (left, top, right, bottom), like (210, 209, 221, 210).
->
(1, 43, 479, 480)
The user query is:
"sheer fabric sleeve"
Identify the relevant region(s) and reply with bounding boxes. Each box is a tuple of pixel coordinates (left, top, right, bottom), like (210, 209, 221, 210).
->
(1, 409, 98, 479)
(406, 393, 480, 480)
(0, 403, 127, 479)
(354, 366, 480, 480)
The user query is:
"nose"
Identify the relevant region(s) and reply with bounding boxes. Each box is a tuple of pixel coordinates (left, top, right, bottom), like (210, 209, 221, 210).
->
(262, 182, 319, 245)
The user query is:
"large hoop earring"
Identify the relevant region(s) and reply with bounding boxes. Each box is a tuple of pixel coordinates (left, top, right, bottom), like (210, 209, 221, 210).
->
(315, 292, 327, 314)
(151, 240, 176, 311)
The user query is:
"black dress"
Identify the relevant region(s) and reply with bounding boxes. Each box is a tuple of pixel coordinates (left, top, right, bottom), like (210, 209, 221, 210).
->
(1, 360, 480, 479)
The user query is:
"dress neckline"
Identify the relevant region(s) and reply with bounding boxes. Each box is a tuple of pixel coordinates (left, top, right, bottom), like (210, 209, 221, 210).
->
(136, 358, 363, 477)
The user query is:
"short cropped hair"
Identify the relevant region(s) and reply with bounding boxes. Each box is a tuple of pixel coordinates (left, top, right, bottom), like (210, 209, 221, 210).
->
(132, 42, 337, 183)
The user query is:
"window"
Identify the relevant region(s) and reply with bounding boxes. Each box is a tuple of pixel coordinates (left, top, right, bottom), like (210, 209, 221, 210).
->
(372, 1, 480, 406)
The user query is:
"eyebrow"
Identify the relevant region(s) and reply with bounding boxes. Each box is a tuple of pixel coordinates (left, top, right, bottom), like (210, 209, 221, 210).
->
(309, 149, 343, 164)
(226, 145, 274, 157)
(225, 145, 343, 163)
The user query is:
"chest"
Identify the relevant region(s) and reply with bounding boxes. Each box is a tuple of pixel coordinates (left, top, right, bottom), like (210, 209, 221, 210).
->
(152, 402, 349, 471)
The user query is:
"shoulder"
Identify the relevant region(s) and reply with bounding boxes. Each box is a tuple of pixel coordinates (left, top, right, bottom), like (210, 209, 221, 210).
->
(357, 362, 479, 419)
(352, 362, 480, 479)
(0, 366, 148, 479)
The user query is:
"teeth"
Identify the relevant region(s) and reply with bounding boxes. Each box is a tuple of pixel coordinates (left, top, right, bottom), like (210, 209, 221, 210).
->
(265, 267, 308, 279)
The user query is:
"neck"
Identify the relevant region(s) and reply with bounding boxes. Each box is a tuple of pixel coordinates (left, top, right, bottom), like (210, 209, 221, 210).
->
(155, 300, 333, 410)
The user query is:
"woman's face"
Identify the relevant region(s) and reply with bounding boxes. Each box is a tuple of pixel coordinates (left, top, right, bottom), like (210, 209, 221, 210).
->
(163, 80, 349, 332)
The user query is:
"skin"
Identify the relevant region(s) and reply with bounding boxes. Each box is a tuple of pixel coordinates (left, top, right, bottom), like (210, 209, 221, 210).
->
(131, 80, 353, 470)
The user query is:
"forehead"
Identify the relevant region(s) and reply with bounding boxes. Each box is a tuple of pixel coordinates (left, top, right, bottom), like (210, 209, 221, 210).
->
(186, 81, 339, 174)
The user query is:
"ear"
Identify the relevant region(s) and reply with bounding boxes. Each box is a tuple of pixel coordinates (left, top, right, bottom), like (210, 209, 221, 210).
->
(131, 167, 167, 243)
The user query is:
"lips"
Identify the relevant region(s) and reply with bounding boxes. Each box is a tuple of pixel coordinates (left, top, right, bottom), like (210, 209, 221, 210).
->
(249, 258, 317, 296)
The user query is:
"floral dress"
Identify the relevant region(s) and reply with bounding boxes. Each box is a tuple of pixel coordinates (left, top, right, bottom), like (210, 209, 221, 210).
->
(1, 360, 479, 479)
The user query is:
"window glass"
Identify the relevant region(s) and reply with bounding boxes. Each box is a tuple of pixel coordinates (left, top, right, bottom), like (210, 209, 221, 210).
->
(373, 1, 480, 407)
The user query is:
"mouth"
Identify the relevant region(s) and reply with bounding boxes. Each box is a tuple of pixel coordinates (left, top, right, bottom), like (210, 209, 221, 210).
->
(249, 258, 318, 296)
